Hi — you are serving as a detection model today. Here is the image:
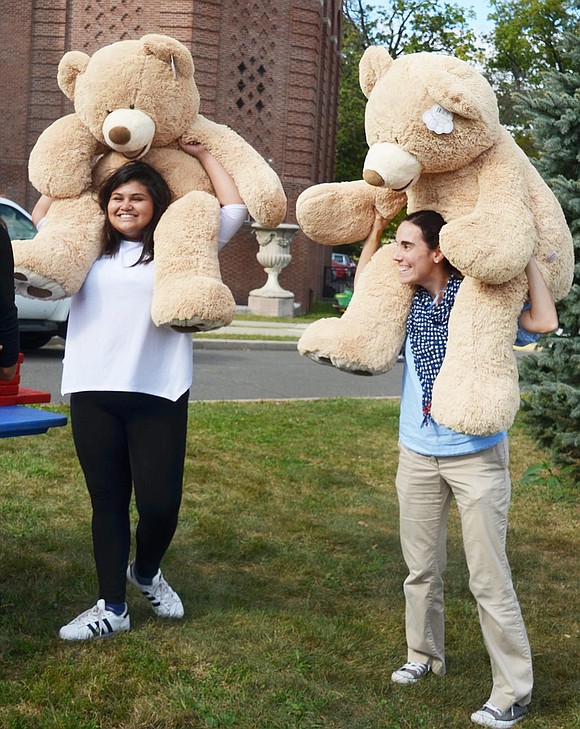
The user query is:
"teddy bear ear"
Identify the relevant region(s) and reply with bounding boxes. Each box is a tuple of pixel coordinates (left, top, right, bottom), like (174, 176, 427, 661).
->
(359, 46, 394, 98)
(57, 51, 90, 101)
(425, 70, 492, 122)
(140, 34, 194, 78)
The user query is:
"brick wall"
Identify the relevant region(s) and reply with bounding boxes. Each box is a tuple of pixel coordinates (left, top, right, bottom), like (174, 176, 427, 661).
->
(0, 0, 342, 312)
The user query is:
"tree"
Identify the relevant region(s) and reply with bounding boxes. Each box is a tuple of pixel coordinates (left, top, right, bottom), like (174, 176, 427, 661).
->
(336, 1, 482, 184)
(485, 0, 580, 145)
(517, 32, 580, 479)
(335, 13, 371, 184)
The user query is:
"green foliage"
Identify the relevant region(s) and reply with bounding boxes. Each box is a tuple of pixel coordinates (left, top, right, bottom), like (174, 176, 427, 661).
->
(485, 0, 580, 137)
(520, 461, 578, 490)
(517, 32, 580, 475)
(343, 0, 480, 60)
(335, 17, 370, 184)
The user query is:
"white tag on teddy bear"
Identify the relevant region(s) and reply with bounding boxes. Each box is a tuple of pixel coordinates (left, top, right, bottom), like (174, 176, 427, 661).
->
(422, 104, 454, 134)
(170, 54, 177, 79)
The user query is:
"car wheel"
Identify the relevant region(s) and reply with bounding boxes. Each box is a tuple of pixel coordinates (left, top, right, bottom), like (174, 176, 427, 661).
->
(19, 332, 55, 351)
(57, 319, 68, 340)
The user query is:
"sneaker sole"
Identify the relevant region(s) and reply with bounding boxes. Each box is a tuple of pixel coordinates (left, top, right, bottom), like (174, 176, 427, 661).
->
(470, 710, 528, 728)
(391, 673, 424, 685)
(59, 622, 130, 641)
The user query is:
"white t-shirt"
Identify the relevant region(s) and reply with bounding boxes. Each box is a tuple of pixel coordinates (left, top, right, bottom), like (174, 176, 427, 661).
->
(61, 204, 247, 401)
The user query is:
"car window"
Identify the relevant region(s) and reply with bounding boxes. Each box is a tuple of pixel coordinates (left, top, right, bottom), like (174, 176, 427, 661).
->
(0, 203, 37, 240)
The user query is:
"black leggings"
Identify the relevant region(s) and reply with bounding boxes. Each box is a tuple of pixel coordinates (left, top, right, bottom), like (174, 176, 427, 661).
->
(70, 390, 189, 603)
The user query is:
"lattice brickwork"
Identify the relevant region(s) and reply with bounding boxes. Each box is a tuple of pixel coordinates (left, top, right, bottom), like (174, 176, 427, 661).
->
(71, 0, 145, 51)
(220, 1, 279, 162)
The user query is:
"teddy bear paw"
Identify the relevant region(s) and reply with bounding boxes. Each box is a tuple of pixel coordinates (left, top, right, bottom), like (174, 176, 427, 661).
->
(298, 317, 349, 367)
(151, 277, 236, 332)
(13, 269, 67, 300)
(298, 317, 399, 376)
(431, 372, 520, 436)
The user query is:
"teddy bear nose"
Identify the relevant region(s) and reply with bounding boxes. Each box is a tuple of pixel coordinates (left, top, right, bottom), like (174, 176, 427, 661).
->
(363, 169, 385, 187)
(108, 126, 132, 145)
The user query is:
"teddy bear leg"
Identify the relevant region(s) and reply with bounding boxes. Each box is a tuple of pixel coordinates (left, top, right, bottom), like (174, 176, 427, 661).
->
(298, 244, 415, 374)
(430, 278, 526, 436)
(12, 195, 103, 299)
(151, 191, 236, 331)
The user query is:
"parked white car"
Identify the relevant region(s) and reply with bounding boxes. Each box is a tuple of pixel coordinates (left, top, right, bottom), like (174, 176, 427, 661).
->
(0, 197, 70, 350)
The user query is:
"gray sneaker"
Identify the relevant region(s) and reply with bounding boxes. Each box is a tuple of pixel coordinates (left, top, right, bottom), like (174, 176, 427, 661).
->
(471, 702, 529, 728)
(391, 661, 431, 685)
(126, 561, 184, 619)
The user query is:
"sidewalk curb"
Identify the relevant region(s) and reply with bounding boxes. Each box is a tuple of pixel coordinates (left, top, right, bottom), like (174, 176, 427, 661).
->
(193, 338, 299, 351)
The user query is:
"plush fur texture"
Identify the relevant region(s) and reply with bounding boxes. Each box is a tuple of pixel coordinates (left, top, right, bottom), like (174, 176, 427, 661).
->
(297, 47, 573, 435)
(12, 34, 286, 331)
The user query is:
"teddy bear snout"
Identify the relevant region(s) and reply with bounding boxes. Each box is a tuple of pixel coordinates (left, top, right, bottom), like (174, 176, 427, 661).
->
(363, 169, 385, 186)
(102, 108, 156, 158)
(363, 142, 422, 191)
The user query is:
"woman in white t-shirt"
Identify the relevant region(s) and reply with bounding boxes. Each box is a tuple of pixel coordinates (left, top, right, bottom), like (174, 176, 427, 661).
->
(59, 152, 247, 641)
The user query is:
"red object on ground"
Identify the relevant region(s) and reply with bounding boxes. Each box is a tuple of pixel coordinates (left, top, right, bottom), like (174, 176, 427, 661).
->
(0, 353, 49, 404)
(0, 387, 52, 405)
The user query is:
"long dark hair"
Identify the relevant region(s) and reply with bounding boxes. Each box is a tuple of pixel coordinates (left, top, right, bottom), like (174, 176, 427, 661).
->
(98, 161, 172, 264)
(403, 209, 462, 277)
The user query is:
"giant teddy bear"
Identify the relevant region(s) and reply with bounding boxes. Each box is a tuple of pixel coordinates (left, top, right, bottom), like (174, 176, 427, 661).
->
(12, 34, 286, 331)
(297, 47, 573, 436)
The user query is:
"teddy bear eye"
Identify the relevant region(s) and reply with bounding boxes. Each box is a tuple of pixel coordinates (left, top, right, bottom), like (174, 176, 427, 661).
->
(129, 104, 135, 110)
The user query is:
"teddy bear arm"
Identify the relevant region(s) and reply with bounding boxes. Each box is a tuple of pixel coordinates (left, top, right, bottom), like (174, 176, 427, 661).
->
(296, 181, 404, 245)
(29, 114, 104, 197)
(182, 116, 286, 227)
(440, 156, 535, 284)
(151, 191, 235, 330)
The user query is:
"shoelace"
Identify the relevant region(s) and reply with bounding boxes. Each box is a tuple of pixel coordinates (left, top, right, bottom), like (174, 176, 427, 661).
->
(401, 661, 428, 674)
(149, 576, 177, 603)
(482, 703, 503, 717)
(82, 601, 106, 620)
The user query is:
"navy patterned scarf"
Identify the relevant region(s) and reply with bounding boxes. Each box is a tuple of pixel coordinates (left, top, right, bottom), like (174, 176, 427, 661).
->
(406, 275, 462, 427)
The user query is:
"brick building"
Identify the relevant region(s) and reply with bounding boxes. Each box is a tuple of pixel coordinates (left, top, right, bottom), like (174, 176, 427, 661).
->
(0, 0, 342, 311)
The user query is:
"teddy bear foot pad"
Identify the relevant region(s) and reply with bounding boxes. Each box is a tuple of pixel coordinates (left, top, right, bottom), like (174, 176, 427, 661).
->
(304, 351, 375, 377)
(14, 270, 67, 300)
(166, 316, 231, 333)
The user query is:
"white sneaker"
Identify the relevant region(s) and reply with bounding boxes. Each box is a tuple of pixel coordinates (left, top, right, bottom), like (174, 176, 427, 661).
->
(59, 599, 130, 641)
(126, 561, 184, 619)
(391, 661, 431, 685)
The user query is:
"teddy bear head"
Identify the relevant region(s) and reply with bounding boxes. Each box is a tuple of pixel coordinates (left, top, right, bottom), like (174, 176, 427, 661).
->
(58, 34, 200, 157)
(359, 47, 501, 191)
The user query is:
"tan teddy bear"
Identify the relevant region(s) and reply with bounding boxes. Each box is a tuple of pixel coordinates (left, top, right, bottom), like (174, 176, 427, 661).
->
(297, 47, 573, 435)
(12, 34, 286, 331)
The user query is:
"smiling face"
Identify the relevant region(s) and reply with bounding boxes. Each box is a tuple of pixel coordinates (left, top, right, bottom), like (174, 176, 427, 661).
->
(392, 220, 446, 296)
(106, 180, 154, 241)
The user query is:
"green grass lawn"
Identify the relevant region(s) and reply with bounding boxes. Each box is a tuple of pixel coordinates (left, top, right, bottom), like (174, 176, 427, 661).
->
(0, 400, 578, 728)
(233, 301, 339, 324)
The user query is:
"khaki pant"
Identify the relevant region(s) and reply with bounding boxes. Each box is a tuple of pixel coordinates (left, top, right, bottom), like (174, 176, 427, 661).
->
(395, 440, 533, 710)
